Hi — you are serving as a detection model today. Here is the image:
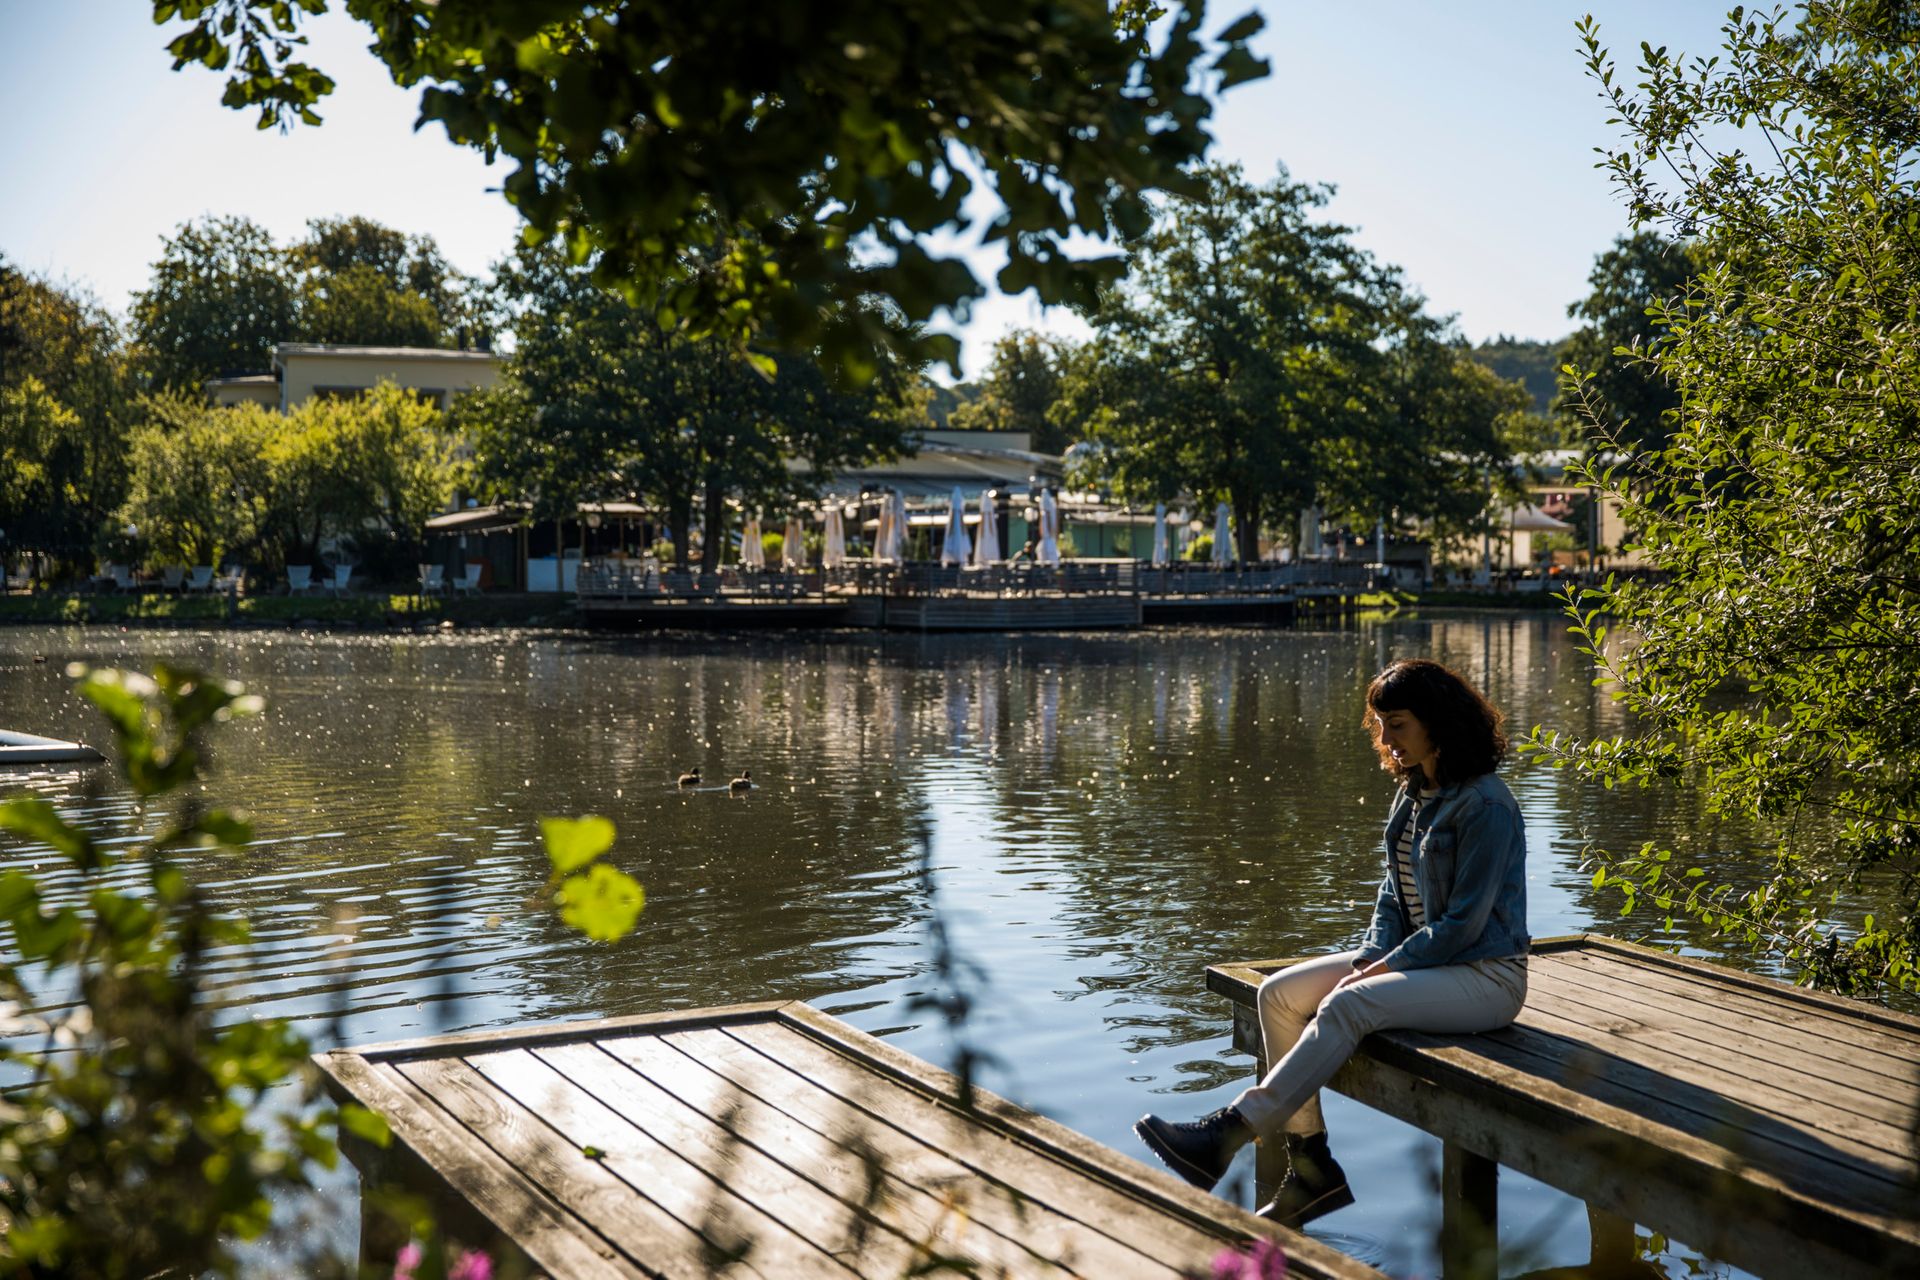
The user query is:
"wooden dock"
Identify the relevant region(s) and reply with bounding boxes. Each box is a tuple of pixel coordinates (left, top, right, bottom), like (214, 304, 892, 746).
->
(573, 561, 1374, 632)
(1207, 934, 1920, 1280)
(318, 1001, 1385, 1279)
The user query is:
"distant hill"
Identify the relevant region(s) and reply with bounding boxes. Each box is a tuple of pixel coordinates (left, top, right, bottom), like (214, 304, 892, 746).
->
(1473, 335, 1569, 416)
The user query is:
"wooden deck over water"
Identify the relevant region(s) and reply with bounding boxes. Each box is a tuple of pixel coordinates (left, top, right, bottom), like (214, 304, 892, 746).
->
(318, 1001, 1384, 1279)
(1209, 934, 1920, 1279)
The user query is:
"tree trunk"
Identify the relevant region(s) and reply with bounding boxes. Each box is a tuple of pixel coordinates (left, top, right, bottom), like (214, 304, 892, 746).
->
(667, 494, 693, 568)
(701, 479, 727, 583)
(1234, 489, 1263, 562)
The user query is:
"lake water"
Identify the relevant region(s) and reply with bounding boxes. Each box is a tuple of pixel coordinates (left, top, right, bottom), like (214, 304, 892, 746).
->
(0, 615, 1771, 1277)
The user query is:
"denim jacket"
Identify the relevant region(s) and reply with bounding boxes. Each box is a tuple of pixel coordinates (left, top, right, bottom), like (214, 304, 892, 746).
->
(1354, 770, 1530, 972)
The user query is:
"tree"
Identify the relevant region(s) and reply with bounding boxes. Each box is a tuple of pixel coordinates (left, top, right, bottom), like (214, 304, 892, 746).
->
(1472, 335, 1568, 419)
(155, 0, 1268, 378)
(474, 243, 915, 567)
(118, 395, 272, 567)
(949, 331, 1077, 453)
(0, 262, 133, 562)
(1531, 4, 1920, 995)
(297, 263, 442, 348)
(1062, 164, 1387, 561)
(1556, 232, 1698, 452)
(322, 382, 460, 566)
(1320, 310, 1543, 554)
(293, 215, 487, 346)
(130, 215, 298, 392)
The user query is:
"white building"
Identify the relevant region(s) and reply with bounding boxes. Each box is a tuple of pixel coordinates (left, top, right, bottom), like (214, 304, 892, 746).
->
(205, 343, 503, 412)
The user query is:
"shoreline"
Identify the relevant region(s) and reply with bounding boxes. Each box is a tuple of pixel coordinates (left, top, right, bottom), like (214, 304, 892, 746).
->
(0, 587, 1573, 635)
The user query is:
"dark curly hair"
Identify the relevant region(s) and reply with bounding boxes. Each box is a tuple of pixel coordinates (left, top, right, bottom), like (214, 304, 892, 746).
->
(1364, 659, 1507, 787)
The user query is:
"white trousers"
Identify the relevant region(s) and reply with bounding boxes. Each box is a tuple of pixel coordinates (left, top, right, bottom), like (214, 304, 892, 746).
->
(1230, 948, 1527, 1139)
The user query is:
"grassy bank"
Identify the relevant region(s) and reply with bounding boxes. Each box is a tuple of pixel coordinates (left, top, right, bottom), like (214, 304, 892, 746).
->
(0, 590, 583, 629)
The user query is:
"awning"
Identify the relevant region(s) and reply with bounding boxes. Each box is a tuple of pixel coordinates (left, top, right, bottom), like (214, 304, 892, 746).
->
(425, 501, 657, 535)
(1504, 503, 1574, 533)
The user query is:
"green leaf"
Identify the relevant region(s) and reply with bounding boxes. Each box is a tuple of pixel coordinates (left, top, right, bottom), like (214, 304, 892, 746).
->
(1217, 12, 1265, 44)
(541, 815, 616, 874)
(0, 798, 101, 871)
(555, 863, 645, 942)
(338, 1103, 392, 1148)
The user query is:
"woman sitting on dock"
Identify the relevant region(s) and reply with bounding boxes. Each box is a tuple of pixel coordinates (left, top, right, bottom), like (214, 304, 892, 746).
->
(1135, 658, 1530, 1227)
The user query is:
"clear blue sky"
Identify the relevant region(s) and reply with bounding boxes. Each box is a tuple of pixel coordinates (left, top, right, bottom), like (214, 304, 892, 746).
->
(0, 2, 1733, 378)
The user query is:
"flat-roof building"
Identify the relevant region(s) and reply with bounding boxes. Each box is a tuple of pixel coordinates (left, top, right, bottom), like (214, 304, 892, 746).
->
(205, 343, 503, 412)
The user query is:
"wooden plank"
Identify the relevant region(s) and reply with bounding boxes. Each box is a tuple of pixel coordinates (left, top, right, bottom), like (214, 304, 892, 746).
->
(745, 1011, 1383, 1280)
(352, 1000, 792, 1063)
(1551, 948, 1920, 1065)
(317, 1051, 651, 1280)
(1561, 935, 1920, 1039)
(460, 1047, 867, 1280)
(666, 1025, 1200, 1277)
(583, 1035, 1089, 1277)
(773, 1007, 1261, 1237)
(1325, 1047, 1912, 1280)
(1423, 1023, 1916, 1213)
(1532, 954, 1920, 1099)
(683, 1028, 1213, 1274)
(760, 1013, 1367, 1274)
(395, 1054, 770, 1279)
(1526, 966, 1918, 1132)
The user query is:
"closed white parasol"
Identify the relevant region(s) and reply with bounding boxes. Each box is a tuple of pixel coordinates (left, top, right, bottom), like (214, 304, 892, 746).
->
(972, 489, 999, 566)
(783, 515, 806, 568)
(1211, 501, 1233, 565)
(823, 506, 847, 568)
(1037, 488, 1062, 564)
(940, 486, 971, 566)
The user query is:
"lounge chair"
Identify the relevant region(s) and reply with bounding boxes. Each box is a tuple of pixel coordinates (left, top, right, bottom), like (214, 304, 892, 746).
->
(160, 565, 186, 593)
(185, 566, 215, 594)
(286, 564, 314, 595)
(453, 562, 482, 596)
(112, 565, 138, 594)
(214, 565, 245, 595)
(328, 564, 353, 597)
(418, 563, 445, 596)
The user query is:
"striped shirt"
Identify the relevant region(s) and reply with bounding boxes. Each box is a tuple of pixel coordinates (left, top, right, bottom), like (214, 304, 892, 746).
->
(1394, 788, 1440, 927)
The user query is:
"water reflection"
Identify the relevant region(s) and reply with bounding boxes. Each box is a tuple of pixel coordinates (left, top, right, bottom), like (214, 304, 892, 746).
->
(0, 617, 1794, 1275)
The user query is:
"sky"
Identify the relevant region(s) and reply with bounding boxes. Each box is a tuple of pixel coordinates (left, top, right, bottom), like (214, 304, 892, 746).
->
(0, 1, 1736, 380)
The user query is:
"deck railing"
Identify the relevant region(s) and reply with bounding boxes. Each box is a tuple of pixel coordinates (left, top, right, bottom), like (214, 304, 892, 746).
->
(576, 557, 1380, 603)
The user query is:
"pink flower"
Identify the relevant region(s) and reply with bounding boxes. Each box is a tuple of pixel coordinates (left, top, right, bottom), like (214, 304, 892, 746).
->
(393, 1242, 423, 1280)
(1209, 1238, 1288, 1280)
(448, 1249, 495, 1280)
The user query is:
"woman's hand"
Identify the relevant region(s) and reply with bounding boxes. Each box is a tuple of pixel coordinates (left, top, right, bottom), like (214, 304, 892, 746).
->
(1336, 959, 1388, 990)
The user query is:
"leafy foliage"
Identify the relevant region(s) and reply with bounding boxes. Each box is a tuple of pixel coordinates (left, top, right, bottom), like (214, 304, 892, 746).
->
(130, 215, 484, 394)
(1556, 232, 1699, 453)
(0, 665, 339, 1276)
(130, 215, 300, 392)
(0, 663, 649, 1274)
(153, 0, 1269, 378)
(471, 242, 917, 568)
(1527, 3, 1920, 995)
(948, 330, 1078, 453)
(0, 260, 134, 559)
(1062, 164, 1538, 558)
(116, 382, 458, 572)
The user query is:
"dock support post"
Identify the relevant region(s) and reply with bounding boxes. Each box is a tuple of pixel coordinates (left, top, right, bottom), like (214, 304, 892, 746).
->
(1587, 1203, 1638, 1276)
(1440, 1141, 1498, 1280)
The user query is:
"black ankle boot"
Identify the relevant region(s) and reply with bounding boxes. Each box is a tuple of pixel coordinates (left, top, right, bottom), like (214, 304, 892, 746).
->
(1133, 1106, 1254, 1189)
(1256, 1131, 1354, 1227)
